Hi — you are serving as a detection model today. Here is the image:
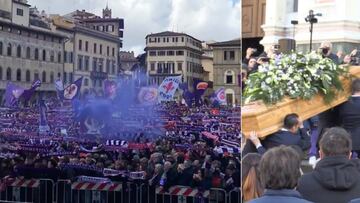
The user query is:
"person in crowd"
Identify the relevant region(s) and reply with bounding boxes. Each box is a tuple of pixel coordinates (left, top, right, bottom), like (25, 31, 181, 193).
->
(244, 113, 310, 155)
(243, 47, 257, 65)
(248, 146, 311, 203)
(339, 79, 360, 157)
(242, 153, 263, 202)
(318, 41, 339, 64)
(297, 127, 360, 203)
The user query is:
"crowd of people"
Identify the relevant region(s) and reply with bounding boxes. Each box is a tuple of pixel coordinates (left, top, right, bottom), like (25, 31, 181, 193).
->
(242, 42, 360, 203)
(0, 100, 240, 194)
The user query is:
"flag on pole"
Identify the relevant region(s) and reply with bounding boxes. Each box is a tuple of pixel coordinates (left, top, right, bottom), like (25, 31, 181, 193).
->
(158, 76, 181, 101)
(63, 77, 83, 100)
(4, 82, 24, 107)
(138, 86, 158, 105)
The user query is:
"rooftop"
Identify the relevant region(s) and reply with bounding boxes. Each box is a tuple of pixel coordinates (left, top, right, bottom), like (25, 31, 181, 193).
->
(210, 38, 241, 47)
(146, 31, 201, 42)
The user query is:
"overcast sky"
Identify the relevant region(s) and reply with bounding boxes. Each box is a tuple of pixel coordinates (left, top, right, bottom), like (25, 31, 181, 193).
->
(28, 0, 240, 56)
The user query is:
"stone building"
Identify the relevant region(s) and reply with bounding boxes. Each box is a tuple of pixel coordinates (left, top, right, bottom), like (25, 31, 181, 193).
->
(211, 39, 241, 105)
(51, 5, 124, 96)
(0, 0, 66, 103)
(201, 41, 215, 83)
(145, 31, 204, 87)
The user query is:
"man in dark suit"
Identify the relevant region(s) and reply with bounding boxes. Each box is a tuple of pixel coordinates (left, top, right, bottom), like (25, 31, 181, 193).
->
(247, 113, 310, 155)
(297, 127, 360, 203)
(339, 79, 360, 157)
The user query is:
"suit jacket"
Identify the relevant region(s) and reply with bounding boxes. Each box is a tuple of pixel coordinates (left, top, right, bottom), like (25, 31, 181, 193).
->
(258, 128, 310, 155)
(339, 97, 360, 150)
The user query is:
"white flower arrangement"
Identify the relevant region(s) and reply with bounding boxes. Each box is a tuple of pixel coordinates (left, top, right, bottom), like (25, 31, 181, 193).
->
(244, 52, 349, 104)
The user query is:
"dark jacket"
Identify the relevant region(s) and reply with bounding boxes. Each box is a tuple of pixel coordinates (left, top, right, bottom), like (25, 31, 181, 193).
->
(297, 156, 360, 203)
(242, 128, 310, 156)
(339, 97, 360, 150)
(248, 189, 312, 203)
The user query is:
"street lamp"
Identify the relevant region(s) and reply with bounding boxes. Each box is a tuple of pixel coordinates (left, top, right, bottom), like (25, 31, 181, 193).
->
(305, 10, 322, 51)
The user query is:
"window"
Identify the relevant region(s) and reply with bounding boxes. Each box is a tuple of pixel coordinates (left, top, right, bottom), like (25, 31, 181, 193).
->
(58, 52, 61, 63)
(70, 52, 73, 63)
(223, 51, 228, 60)
(35, 48, 39, 60)
(16, 45, 21, 57)
(150, 63, 155, 71)
(34, 71, 39, 80)
(107, 46, 109, 56)
(229, 51, 235, 60)
(79, 39, 82, 50)
(63, 72, 67, 84)
(64, 51, 67, 63)
(106, 60, 110, 73)
(176, 51, 184, 56)
(177, 62, 182, 71)
(167, 51, 174, 56)
(172, 38, 175, 42)
(50, 72, 54, 83)
(26, 47, 30, 59)
(42, 71, 46, 83)
(166, 38, 169, 42)
(163, 38, 165, 43)
(16, 8, 23, 16)
(0, 42, 2, 55)
(112, 47, 115, 57)
(149, 51, 156, 56)
(16, 69, 21, 81)
(225, 70, 234, 84)
(78, 55, 83, 70)
(94, 43, 97, 53)
(69, 73, 73, 83)
(50, 51, 54, 62)
(6, 68, 11, 81)
(26, 70, 30, 82)
(85, 56, 89, 71)
(176, 37, 178, 42)
(93, 58, 97, 71)
(42, 50, 46, 61)
(58, 72, 61, 79)
(84, 78, 89, 86)
(100, 45, 102, 54)
(158, 51, 166, 56)
(7, 43, 11, 56)
(182, 37, 184, 42)
(85, 41, 88, 52)
(0, 66, 2, 80)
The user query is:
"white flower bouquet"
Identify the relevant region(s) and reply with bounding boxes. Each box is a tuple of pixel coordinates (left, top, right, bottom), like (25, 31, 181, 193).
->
(244, 52, 349, 104)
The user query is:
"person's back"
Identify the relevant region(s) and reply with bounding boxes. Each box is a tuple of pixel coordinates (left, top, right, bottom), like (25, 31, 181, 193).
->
(248, 146, 311, 203)
(339, 79, 360, 152)
(297, 127, 360, 203)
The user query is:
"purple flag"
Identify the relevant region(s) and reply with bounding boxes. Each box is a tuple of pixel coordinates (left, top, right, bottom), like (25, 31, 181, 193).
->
(5, 82, 24, 107)
(193, 78, 208, 107)
(21, 79, 42, 102)
(63, 77, 83, 100)
(104, 80, 117, 99)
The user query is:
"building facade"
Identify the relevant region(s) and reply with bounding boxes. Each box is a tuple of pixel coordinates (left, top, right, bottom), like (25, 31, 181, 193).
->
(211, 39, 241, 106)
(0, 0, 66, 103)
(145, 31, 204, 87)
(51, 6, 123, 96)
(201, 41, 215, 82)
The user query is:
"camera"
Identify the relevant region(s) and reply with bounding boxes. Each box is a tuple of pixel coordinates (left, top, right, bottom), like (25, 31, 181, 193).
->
(319, 47, 329, 56)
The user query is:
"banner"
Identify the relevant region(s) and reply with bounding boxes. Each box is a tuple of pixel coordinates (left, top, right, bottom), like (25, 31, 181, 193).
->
(63, 77, 83, 100)
(21, 79, 41, 102)
(158, 76, 181, 101)
(214, 88, 226, 104)
(138, 86, 158, 105)
(38, 96, 50, 133)
(193, 79, 208, 106)
(5, 82, 24, 107)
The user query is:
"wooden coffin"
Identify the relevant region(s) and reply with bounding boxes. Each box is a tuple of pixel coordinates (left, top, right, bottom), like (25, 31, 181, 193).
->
(242, 66, 360, 138)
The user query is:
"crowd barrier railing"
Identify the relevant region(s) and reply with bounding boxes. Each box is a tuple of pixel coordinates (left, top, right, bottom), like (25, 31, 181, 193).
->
(0, 178, 54, 203)
(1, 178, 240, 203)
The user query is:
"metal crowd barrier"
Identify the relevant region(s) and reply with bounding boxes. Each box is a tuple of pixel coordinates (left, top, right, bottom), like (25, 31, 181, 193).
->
(0, 178, 54, 203)
(1, 178, 240, 203)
